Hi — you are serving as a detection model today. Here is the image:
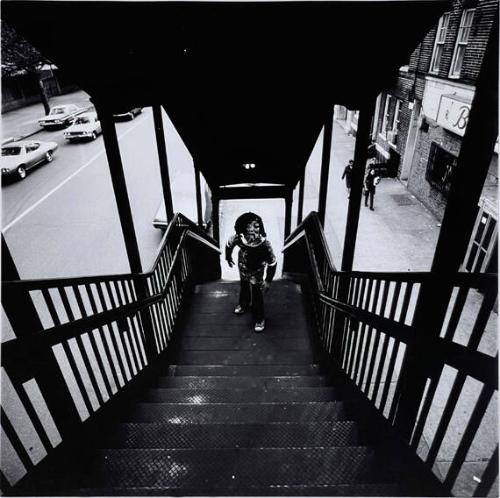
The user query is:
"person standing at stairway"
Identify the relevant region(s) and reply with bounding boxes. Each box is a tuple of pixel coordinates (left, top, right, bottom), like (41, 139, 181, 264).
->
(225, 212, 277, 333)
(363, 165, 380, 211)
(341, 159, 353, 197)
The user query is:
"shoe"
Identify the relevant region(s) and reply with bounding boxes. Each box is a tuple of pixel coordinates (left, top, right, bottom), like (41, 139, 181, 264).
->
(370, 207, 374, 211)
(234, 305, 245, 314)
(254, 320, 265, 333)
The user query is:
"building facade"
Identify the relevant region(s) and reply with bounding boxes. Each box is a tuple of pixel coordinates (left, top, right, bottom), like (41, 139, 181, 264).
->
(372, 0, 498, 217)
(370, 0, 498, 272)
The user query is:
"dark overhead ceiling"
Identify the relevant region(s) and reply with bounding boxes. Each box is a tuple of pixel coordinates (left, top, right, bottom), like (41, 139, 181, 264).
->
(3, 1, 449, 190)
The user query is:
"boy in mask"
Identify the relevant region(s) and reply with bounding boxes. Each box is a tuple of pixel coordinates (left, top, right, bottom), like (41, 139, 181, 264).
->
(225, 212, 277, 333)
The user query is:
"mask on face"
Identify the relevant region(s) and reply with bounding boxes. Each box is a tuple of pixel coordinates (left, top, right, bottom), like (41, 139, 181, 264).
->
(245, 220, 261, 243)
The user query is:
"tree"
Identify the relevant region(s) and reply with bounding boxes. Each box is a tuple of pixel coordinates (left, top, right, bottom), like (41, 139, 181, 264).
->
(2, 21, 52, 114)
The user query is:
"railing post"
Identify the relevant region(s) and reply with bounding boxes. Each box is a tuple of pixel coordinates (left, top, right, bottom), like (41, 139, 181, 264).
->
(297, 171, 305, 225)
(152, 105, 174, 222)
(1, 235, 43, 337)
(318, 107, 334, 227)
(284, 191, 293, 240)
(194, 165, 203, 227)
(212, 191, 220, 245)
(330, 100, 375, 360)
(393, 22, 498, 441)
(96, 102, 157, 362)
(96, 103, 143, 274)
(341, 99, 375, 272)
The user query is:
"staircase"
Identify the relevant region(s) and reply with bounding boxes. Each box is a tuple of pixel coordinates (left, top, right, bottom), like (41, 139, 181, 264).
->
(36, 279, 445, 496)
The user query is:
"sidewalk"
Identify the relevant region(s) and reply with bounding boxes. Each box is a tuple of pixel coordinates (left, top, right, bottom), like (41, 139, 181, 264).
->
(1, 90, 93, 142)
(302, 120, 442, 272)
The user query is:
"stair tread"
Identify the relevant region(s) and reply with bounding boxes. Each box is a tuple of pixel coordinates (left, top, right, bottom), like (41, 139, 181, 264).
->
(71, 483, 402, 496)
(176, 350, 314, 365)
(143, 387, 341, 403)
(158, 376, 329, 388)
(128, 401, 347, 423)
(166, 365, 321, 376)
(179, 337, 311, 351)
(74, 447, 391, 488)
(106, 421, 359, 448)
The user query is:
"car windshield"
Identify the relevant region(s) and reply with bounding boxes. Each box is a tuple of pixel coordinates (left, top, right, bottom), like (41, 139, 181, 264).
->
(50, 108, 66, 115)
(75, 117, 90, 124)
(2, 147, 22, 156)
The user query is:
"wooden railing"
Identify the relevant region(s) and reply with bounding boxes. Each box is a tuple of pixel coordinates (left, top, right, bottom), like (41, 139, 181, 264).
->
(1, 213, 220, 490)
(283, 211, 498, 497)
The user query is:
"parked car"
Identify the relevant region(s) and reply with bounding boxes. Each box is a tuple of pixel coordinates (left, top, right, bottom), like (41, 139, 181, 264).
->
(1, 140, 58, 180)
(38, 104, 84, 129)
(64, 112, 102, 141)
(113, 108, 143, 121)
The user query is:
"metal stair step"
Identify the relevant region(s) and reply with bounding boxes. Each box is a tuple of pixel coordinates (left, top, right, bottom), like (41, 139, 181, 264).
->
(126, 402, 347, 423)
(105, 421, 359, 449)
(72, 447, 387, 489)
(143, 387, 341, 403)
(179, 337, 311, 351)
(166, 364, 321, 376)
(71, 483, 402, 496)
(157, 375, 329, 388)
(176, 350, 314, 365)
(182, 320, 308, 337)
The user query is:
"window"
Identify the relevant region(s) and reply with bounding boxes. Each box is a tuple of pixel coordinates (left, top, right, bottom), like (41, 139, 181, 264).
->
(430, 13, 450, 74)
(449, 9, 475, 78)
(388, 100, 402, 145)
(425, 142, 458, 196)
(380, 95, 391, 138)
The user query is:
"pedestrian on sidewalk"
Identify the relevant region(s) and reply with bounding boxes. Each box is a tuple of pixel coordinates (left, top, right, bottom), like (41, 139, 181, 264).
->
(225, 212, 277, 333)
(363, 166, 380, 211)
(342, 160, 353, 197)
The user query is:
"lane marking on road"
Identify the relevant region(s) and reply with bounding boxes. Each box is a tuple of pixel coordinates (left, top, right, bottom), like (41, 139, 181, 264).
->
(3, 117, 148, 233)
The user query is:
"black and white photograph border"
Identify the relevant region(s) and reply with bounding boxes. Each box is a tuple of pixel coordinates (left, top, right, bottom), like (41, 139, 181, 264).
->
(1, 1, 498, 496)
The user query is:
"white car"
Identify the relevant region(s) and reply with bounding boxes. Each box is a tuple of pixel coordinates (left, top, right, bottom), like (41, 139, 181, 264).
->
(64, 112, 102, 141)
(1, 140, 58, 180)
(38, 104, 84, 129)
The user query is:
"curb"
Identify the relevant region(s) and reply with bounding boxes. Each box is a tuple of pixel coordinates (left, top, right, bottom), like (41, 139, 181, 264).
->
(7, 105, 95, 143)
(14, 127, 43, 141)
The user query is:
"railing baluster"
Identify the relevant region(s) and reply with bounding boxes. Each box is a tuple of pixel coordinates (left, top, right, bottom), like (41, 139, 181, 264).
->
(60, 340, 95, 415)
(84, 284, 122, 391)
(467, 290, 498, 350)
(426, 371, 467, 466)
(443, 384, 495, 489)
(73, 285, 113, 399)
(410, 373, 440, 449)
(353, 279, 374, 384)
(41, 288, 61, 327)
(1, 407, 34, 471)
(473, 445, 498, 497)
(443, 286, 469, 340)
(59, 287, 105, 407)
(360, 279, 381, 392)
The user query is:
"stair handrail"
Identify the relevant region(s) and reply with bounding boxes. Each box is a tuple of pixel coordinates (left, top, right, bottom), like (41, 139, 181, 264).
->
(283, 211, 499, 496)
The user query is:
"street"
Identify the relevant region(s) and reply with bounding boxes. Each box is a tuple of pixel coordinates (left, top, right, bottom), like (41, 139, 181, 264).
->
(2, 106, 198, 281)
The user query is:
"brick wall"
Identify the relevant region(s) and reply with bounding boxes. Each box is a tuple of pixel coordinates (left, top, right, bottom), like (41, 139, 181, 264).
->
(407, 122, 462, 219)
(371, 0, 498, 217)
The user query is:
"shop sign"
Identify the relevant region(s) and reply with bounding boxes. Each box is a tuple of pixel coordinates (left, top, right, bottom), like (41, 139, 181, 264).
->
(436, 95, 471, 137)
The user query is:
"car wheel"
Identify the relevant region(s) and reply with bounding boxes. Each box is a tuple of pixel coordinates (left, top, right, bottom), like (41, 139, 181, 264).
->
(17, 166, 27, 180)
(91, 132, 97, 140)
(45, 151, 54, 162)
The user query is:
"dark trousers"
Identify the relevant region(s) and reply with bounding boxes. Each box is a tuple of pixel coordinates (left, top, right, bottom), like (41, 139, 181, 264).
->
(364, 189, 374, 209)
(239, 280, 264, 321)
